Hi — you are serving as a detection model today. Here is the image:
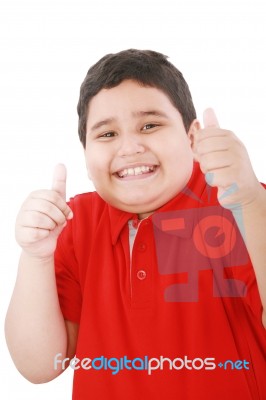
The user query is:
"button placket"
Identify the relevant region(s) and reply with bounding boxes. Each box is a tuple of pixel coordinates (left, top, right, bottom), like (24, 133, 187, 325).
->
(131, 219, 152, 307)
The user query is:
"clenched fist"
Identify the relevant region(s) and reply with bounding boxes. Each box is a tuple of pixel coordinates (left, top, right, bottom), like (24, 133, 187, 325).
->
(191, 109, 261, 210)
(15, 164, 73, 260)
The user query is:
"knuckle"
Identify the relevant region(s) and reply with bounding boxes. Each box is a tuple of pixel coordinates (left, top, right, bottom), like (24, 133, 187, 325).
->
(63, 204, 71, 216)
(32, 212, 45, 227)
(45, 201, 56, 216)
(31, 228, 48, 241)
(57, 214, 67, 225)
(32, 212, 55, 230)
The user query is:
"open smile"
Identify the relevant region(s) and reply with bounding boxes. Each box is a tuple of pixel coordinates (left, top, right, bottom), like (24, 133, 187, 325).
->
(114, 164, 159, 180)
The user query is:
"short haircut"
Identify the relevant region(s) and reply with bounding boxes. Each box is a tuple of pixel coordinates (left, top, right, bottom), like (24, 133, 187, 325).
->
(77, 49, 197, 148)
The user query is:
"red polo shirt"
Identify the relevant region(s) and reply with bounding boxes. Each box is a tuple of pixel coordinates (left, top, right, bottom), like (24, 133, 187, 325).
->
(55, 163, 266, 400)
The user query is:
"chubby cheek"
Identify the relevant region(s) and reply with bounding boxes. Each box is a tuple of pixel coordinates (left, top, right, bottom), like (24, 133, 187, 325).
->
(168, 155, 193, 194)
(163, 138, 193, 172)
(84, 148, 110, 181)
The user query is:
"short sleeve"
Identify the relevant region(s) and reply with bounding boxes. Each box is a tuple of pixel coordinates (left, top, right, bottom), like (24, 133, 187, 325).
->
(54, 205, 82, 324)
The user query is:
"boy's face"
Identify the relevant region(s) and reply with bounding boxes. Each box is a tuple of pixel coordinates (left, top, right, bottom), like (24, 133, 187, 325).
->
(84, 79, 199, 218)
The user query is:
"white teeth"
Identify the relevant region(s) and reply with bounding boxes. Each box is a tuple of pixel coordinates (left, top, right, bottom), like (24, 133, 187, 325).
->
(117, 165, 156, 178)
(134, 167, 142, 174)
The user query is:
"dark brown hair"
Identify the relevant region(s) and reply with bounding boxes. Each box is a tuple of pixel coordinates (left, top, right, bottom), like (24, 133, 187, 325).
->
(77, 49, 196, 148)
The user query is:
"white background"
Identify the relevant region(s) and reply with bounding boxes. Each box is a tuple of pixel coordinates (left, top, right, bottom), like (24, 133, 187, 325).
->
(0, 0, 265, 398)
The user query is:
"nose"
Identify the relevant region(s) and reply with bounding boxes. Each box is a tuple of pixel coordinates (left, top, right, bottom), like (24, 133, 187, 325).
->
(117, 134, 146, 157)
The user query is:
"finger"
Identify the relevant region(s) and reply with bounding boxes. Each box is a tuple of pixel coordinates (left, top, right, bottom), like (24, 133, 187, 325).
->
(196, 136, 231, 156)
(29, 190, 73, 219)
(19, 211, 57, 231)
(203, 108, 220, 128)
(52, 164, 67, 200)
(16, 226, 51, 245)
(198, 151, 232, 173)
(22, 198, 69, 226)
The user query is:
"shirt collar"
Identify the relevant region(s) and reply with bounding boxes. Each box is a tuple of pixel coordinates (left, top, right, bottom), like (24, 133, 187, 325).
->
(108, 162, 212, 245)
(108, 205, 135, 246)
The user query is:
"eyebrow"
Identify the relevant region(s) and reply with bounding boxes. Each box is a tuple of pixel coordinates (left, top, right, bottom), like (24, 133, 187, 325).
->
(132, 110, 169, 119)
(89, 110, 169, 133)
(90, 118, 115, 132)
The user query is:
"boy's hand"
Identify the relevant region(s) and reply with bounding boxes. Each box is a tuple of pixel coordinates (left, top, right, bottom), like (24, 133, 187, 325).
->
(192, 109, 262, 209)
(15, 164, 73, 260)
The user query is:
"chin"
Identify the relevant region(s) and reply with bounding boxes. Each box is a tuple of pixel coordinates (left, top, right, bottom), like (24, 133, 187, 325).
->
(120, 196, 166, 215)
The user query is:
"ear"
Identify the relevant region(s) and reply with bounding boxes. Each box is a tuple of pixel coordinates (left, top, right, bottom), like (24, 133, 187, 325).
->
(187, 119, 201, 148)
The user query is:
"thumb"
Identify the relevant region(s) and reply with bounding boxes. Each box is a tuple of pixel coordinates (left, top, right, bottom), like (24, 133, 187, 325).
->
(203, 108, 220, 128)
(52, 163, 67, 200)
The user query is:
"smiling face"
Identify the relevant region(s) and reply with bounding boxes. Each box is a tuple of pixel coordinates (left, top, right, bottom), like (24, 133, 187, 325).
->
(84, 79, 199, 218)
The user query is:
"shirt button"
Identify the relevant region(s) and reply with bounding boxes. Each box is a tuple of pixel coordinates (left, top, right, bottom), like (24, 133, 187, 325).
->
(137, 270, 147, 280)
(137, 242, 147, 252)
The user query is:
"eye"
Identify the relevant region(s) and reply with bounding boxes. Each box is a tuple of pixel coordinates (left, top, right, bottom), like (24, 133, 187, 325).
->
(98, 131, 116, 138)
(142, 123, 159, 131)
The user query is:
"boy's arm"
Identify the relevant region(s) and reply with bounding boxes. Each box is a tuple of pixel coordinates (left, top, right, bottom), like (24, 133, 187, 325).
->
(232, 187, 266, 326)
(192, 109, 266, 327)
(5, 165, 77, 383)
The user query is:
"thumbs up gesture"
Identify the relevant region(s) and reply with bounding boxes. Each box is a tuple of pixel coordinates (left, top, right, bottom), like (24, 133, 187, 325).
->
(192, 109, 261, 209)
(15, 164, 73, 260)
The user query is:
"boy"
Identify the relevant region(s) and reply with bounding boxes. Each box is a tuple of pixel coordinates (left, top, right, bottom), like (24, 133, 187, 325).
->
(5, 49, 266, 399)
